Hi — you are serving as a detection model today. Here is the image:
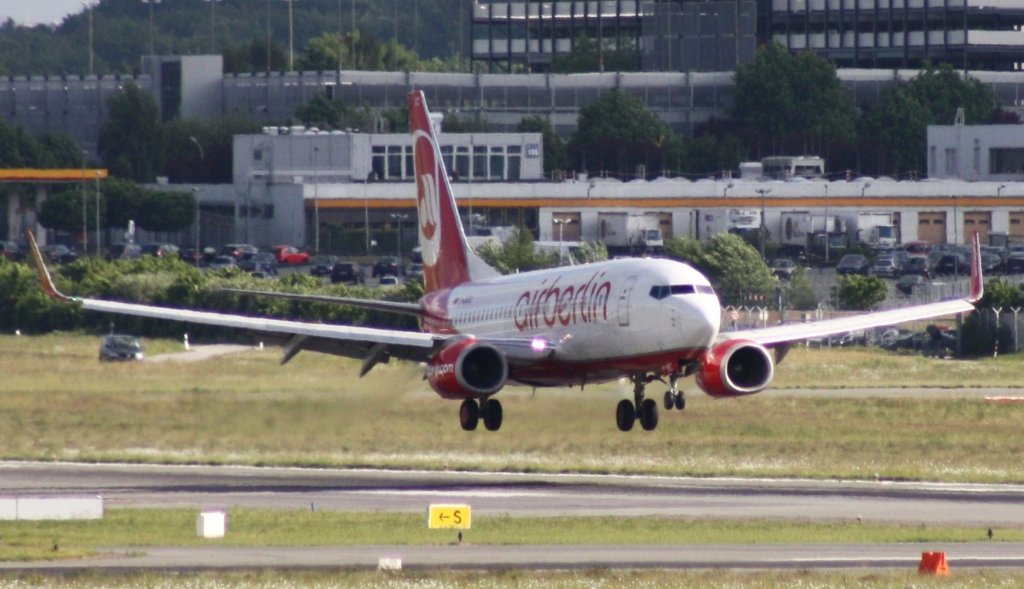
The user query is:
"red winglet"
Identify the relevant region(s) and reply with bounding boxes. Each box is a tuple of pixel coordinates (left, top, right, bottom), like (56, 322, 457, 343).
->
(25, 230, 71, 303)
(969, 230, 984, 302)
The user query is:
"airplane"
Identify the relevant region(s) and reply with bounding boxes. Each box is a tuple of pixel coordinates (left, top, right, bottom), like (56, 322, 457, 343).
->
(27, 90, 984, 433)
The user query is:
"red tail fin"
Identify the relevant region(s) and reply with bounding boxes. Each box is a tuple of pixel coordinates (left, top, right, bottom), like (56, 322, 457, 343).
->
(409, 91, 496, 292)
(969, 230, 984, 302)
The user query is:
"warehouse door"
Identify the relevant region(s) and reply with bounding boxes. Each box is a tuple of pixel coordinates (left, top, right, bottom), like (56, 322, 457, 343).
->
(918, 212, 947, 244)
(963, 212, 991, 244)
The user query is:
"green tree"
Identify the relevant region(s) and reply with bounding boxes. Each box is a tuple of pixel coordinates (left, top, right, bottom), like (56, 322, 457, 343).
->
(518, 116, 568, 177)
(295, 92, 347, 129)
(569, 89, 670, 178)
(476, 227, 559, 274)
(976, 278, 1024, 309)
(865, 63, 1003, 176)
(785, 268, 819, 311)
(37, 188, 90, 234)
(663, 233, 776, 306)
(102, 177, 145, 230)
(136, 189, 196, 233)
(733, 43, 857, 156)
(98, 83, 162, 182)
(161, 116, 260, 184)
(550, 34, 639, 73)
(835, 275, 888, 310)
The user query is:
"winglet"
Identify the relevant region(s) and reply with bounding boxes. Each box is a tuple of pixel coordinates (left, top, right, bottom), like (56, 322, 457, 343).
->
(968, 230, 984, 303)
(25, 230, 72, 303)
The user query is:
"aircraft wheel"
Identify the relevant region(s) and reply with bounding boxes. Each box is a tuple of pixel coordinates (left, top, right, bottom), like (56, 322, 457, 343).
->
(615, 399, 635, 432)
(482, 398, 503, 432)
(459, 399, 480, 431)
(674, 391, 685, 411)
(663, 391, 675, 410)
(638, 398, 659, 431)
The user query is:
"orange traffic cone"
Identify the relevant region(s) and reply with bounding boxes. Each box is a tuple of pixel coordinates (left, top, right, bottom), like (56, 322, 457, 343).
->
(918, 551, 951, 575)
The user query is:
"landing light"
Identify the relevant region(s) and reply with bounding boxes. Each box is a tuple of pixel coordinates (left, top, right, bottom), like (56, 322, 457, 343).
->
(531, 338, 548, 352)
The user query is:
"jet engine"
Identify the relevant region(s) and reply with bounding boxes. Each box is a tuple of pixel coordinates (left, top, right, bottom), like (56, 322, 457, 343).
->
(695, 339, 774, 398)
(425, 338, 508, 400)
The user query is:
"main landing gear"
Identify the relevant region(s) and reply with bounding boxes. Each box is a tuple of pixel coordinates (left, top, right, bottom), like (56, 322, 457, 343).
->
(616, 373, 686, 432)
(459, 398, 503, 432)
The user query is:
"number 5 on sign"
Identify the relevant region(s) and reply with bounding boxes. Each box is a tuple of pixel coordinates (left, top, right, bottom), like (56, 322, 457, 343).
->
(427, 504, 471, 529)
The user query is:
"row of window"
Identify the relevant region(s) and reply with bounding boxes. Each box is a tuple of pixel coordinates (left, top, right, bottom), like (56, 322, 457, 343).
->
(371, 144, 524, 181)
(649, 284, 716, 300)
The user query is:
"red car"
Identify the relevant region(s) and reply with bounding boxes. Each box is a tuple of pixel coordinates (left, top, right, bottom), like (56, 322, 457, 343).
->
(273, 245, 310, 265)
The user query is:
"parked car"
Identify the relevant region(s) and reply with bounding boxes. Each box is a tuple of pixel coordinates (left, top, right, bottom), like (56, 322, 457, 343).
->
(330, 261, 363, 285)
(406, 262, 424, 280)
(980, 252, 1004, 275)
(208, 255, 238, 270)
(1004, 252, 1024, 274)
(0, 240, 23, 261)
(372, 256, 401, 278)
(378, 274, 401, 286)
(141, 243, 180, 258)
(99, 334, 144, 362)
(107, 243, 142, 261)
(903, 256, 932, 278)
(895, 273, 927, 296)
(770, 258, 798, 280)
(240, 252, 278, 277)
(43, 244, 79, 264)
(835, 254, 870, 275)
(273, 245, 310, 265)
(221, 243, 259, 260)
(869, 255, 900, 278)
(934, 253, 968, 275)
(309, 255, 338, 277)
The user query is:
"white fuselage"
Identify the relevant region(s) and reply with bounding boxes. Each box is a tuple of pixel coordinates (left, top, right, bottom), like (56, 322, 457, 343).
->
(423, 258, 721, 383)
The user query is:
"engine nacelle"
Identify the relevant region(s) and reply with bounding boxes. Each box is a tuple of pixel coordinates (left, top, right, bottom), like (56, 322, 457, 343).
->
(425, 338, 509, 400)
(696, 339, 775, 398)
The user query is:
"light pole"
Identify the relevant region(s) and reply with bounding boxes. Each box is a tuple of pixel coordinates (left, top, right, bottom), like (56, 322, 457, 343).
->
(83, 1, 95, 76)
(81, 150, 88, 254)
(192, 187, 200, 259)
(723, 181, 733, 198)
(390, 213, 409, 260)
(189, 137, 204, 257)
(756, 188, 771, 259)
(823, 182, 830, 263)
(95, 171, 101, 256)
(203, 0, 222, 53)
(553, 218, 575, 263)
(313, 145, 320, 255)
(364, 191, 371, 255)
(283, 0, 296, 71)
(141, 0, 161, 55)
(998, 183, 1007, 196)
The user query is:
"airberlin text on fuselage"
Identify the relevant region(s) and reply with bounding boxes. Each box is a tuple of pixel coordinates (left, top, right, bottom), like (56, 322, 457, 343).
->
(514, 272, 612, 331)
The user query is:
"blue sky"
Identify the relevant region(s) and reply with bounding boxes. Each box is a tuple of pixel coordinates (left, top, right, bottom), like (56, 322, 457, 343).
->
(0, 0, 83, 27)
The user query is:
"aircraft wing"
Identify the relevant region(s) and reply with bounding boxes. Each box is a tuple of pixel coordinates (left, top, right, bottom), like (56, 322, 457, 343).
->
(718, 232, 984, 348)
(26, 232, 441, 369)
(221, 288, 423, 317)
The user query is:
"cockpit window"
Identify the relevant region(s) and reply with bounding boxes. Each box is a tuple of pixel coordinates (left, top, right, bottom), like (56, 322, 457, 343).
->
(649, 284, 715, 299)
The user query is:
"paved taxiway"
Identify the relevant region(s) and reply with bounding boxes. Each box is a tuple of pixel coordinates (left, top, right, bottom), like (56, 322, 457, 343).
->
(2, 462, 1024, 571)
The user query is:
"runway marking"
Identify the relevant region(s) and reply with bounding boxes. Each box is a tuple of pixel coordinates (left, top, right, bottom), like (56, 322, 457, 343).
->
(351, 490, 555, 499)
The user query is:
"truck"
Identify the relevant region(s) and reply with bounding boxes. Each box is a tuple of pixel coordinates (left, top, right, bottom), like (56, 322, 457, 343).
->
(840, 211, 896, 250)
(693, 208, 762, 241)
(597, 212, 664, 254)
(779, 211, 846, 259)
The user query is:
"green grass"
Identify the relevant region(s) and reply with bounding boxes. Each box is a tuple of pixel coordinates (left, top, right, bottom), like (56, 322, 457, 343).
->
(1, 334, 1023, 482)
(1, 508, 1020, 562)
(2, 569, 1024, 589)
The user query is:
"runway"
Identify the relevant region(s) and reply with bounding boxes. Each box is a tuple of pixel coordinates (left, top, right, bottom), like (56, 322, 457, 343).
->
(2, 462, 1024, 571)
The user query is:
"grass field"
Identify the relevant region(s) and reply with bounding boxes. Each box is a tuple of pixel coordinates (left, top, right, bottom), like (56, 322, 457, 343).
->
(3, 508, 1017, 558)
(0, 334, 1023, 482)
(1, 569, 1023, 589)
